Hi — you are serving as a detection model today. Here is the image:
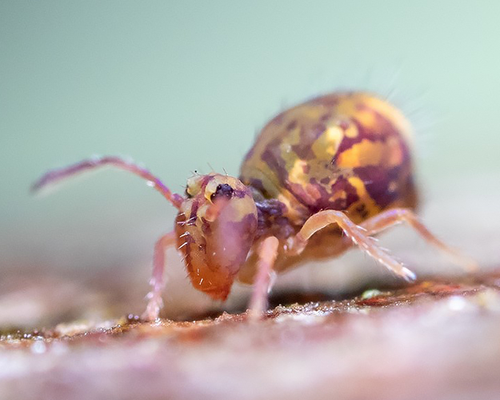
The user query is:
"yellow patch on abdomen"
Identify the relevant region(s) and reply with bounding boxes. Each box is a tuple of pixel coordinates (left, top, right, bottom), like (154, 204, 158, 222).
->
(311, 126, 343, 159)
(337, 139, 385, 168)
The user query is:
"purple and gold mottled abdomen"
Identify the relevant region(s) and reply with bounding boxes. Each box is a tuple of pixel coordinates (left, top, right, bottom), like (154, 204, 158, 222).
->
(238, 92, 418, 278)
(240, 92, 417, 225)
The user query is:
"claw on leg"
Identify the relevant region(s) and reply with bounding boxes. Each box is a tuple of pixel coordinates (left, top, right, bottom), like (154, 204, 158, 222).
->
(142, 231, 177, 321)
(248, 236, 279, 321)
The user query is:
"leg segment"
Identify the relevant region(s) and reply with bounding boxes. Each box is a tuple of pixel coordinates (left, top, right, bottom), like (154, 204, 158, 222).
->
(290, 210, 417, 281)
(142, 231, 177, 321)
(248, 236, 280, 320)
(32, 156, 184, 208)
(359, 208, 477, 272)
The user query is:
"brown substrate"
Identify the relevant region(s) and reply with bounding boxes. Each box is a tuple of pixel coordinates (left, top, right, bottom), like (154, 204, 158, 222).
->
(2, 272, 500, 400)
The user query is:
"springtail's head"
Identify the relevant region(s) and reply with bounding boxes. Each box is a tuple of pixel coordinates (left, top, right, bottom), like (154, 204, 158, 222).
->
(175, 173, 258, 300)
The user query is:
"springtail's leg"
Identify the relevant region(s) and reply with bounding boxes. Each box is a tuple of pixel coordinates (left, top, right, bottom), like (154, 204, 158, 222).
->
(290, 210, 417, 282)
(142, 231, 177, 321)
(359, 208, 478, 272)
(248, 236, 279, 321)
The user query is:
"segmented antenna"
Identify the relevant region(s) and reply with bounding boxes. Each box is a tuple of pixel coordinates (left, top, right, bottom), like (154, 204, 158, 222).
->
(32, 156, 184, 209)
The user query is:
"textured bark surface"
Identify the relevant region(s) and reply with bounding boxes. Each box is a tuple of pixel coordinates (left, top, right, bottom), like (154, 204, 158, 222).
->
(2, 273, 500, 400)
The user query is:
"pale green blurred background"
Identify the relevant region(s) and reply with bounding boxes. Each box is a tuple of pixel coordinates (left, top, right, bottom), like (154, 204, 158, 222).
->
(1, 1, 500, 317)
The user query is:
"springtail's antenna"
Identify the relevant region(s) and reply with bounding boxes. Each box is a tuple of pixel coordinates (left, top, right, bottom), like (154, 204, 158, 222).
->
(32, 156, 184, 209)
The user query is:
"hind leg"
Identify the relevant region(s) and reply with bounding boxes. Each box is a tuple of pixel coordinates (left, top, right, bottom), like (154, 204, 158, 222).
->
(289, 210, 417, 281)
(359, 208, 477, 272)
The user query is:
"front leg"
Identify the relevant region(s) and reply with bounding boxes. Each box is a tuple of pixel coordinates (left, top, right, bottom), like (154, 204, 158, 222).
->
(289, 210, 417, 282)
(142, 231, 177, 321)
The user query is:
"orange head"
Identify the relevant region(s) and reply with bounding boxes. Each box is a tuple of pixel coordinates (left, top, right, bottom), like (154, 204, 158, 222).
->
(175, 173, 258, 300)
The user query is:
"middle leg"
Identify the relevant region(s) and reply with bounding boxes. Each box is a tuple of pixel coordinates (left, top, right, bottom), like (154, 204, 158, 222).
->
(248, 236, 280, 320)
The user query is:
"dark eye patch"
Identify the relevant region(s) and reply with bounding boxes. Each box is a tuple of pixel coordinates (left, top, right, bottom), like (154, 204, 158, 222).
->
(211, 183, 234, 201)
